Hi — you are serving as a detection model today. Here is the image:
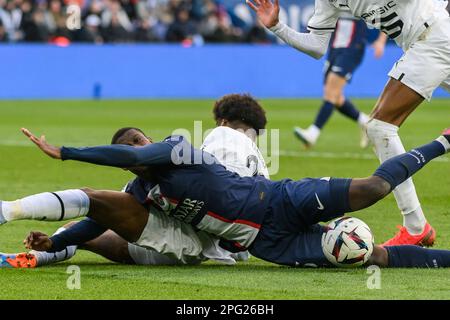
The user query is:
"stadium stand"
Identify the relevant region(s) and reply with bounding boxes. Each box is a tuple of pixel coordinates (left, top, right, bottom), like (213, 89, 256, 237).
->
(0, 0, 271, 43)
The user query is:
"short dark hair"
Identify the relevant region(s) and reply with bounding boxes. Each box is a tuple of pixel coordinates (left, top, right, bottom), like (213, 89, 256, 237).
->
(111, 127, 145, 144)
(213, 94, 267, 133)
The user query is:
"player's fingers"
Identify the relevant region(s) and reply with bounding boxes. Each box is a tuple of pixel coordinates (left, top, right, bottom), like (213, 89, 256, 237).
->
(21, 128, 34, 139)
(29, 135, 43, 146)
(246, 0, 259, 12)
(22, 128, 42, 146)
(25, 233, 34, 248)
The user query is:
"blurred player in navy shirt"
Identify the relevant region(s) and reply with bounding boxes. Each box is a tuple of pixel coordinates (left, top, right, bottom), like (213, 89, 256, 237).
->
(294, 15, 387, 148)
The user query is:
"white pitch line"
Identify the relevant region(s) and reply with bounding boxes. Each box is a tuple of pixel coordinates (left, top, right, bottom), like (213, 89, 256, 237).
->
(1, 141, 449, 163)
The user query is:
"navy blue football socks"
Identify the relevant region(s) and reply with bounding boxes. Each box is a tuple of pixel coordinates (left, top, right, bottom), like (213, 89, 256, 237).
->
(313, 101, 335, 129)
(337, 100, 360, 122)
(49, 218, 107, 252)
(374, 140, 446, 191)
(386, 245, 450, 268)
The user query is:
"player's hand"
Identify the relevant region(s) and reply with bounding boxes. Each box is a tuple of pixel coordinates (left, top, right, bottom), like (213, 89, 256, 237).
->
(247, 0, 280, 29)
(372, 40, 385, 59)
(24, 231, 52, 251)
(21, 128, 62, 159)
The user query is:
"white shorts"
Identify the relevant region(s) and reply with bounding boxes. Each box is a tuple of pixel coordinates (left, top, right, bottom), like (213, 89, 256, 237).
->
(134, 209, 205, 264)
(133, 207, 248, 265)
(388, 17, 450, 101)
(127, 243, 201, 265)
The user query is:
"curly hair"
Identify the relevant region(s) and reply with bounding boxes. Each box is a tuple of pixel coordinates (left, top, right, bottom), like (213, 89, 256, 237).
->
(213, 94, 267, 133)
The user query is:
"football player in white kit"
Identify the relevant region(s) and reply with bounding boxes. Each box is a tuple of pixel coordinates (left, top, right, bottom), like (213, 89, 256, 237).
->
(247, 0, 450, 246)
(0, 94, 269, 268)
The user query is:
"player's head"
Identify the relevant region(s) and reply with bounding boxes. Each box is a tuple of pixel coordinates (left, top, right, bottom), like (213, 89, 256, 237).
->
(111, 127, 152, 146)
(111, 127, 153, 176)
(213, 94, 267, 135)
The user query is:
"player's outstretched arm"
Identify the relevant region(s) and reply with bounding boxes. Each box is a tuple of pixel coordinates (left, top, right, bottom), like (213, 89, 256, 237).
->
(247, 0, 331, 59)
(22, 128, 174, 168)
(22, 128, 62, 159)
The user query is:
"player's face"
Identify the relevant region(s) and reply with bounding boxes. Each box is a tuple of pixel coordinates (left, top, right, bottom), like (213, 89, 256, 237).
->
(116, 129, 152, 147)
(116, 129, 152, 175)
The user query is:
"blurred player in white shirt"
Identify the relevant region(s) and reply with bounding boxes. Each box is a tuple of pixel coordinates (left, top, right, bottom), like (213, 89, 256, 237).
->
(0, 94, 269, 268)
(247, 0, 450, 246)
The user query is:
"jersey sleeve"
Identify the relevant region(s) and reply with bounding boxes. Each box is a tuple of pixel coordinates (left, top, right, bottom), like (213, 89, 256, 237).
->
(307, 0, 340, 33)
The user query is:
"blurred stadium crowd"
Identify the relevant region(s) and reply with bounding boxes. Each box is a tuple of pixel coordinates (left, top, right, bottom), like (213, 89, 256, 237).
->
(1, 0, 449, 44)
(0, 0, 271, 44)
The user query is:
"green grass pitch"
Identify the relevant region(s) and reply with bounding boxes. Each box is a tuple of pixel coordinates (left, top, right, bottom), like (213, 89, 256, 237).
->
(0, 99, 449, 300)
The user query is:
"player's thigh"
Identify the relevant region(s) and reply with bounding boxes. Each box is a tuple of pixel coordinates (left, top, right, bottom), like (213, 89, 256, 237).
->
(282, 177, 353, 227)
(249, 224, 333, 267)
(373, 20, 450, 126)
(81, 189, 148, 242)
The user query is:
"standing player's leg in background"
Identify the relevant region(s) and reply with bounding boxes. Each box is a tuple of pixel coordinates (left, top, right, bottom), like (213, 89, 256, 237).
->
(366, 16, 450, 246)
(294, 71, 370, 148)
(294, 19, 379, 148)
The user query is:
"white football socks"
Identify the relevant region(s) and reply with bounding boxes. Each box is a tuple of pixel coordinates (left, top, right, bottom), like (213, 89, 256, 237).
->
(357, 113, 370, 127)
(367, 119, 427, 235)
(0, 189, 89, 222)
(307, 125, 321, 143)
(436, 135, 450, 152)
(31, 227, 77, 267)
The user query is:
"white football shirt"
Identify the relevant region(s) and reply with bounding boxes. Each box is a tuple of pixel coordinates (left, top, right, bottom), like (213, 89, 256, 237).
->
(308, 0, 449, 50)
(201, 126, 270, 179)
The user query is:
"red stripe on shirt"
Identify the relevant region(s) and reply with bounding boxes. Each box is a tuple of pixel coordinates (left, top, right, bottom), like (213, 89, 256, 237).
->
(207, 211, 261, 229)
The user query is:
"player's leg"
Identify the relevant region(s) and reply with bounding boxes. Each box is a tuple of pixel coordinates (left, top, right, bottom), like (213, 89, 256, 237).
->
(249, 220, 333, 267)
(294, 72, 345, 147)
(0, 221, 79, 268)
(80, 189, 148, 243)
(0, 189, 90, 224)
(349, 133, 450, 211)
(327, 48, 370, 148)
(282, 132, 449, 230)
(368, 244, 450, 268)
(367, 19, 450, 244)
(80, 230, 135, 264)
(0, 188, 148, 243)
(368, 80, 434, 244)
(82, 231, 185, 265)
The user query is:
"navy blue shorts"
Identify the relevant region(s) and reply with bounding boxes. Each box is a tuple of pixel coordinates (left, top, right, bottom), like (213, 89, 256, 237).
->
(249, 177, 352, 267)
(324, 48, 365, 82)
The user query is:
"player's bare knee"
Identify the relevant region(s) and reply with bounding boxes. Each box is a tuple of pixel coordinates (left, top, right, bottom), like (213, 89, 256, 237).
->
(323, 87, 341, 105)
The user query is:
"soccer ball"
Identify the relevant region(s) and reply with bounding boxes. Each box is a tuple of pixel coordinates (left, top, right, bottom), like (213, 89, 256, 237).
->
(321, 217, 374, 267)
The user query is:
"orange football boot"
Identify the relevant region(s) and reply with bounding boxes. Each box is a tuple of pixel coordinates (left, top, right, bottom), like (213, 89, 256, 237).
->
(382, 222, 436, 247)
(0, 252, 37, 268)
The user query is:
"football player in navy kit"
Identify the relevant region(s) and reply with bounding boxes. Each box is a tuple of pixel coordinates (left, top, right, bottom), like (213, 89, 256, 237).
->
(2, 126, 450, 269)
(248, 0, 450, 247)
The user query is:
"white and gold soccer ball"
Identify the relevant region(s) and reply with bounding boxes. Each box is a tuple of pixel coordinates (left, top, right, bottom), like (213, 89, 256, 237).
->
(322, 217, 374, 267)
